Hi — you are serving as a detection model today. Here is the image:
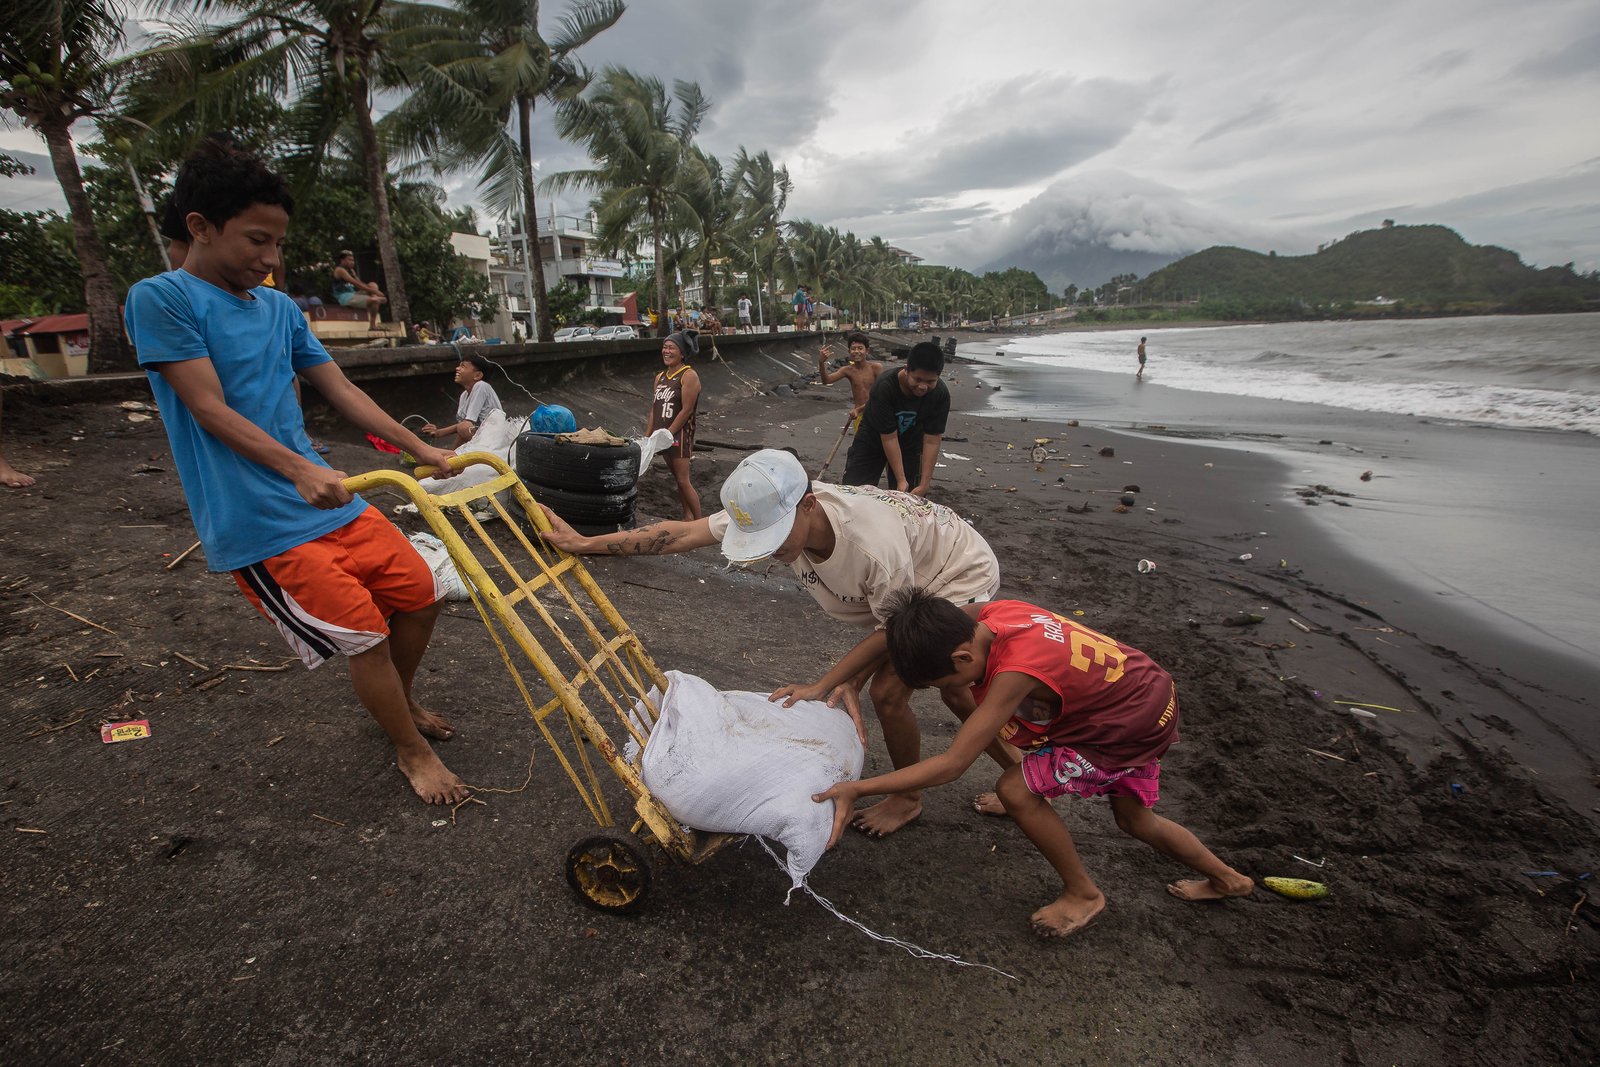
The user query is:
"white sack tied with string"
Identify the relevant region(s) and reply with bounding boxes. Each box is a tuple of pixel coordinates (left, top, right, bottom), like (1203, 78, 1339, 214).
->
(415, 408, 523, 495)
(636, 671, 863, 888)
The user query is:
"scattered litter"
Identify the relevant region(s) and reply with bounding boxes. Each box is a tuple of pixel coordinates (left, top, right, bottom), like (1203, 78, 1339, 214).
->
(310, 813, 346, 827)
(1288, 618, 1312, 633)
(1237, 553, 1253, 561)
(431, 819, 448, 828)
(1279, 559, 1288, 568)
(1203, 462, 1213, 468)
(119, 401, 152, 412)
(1263, 877, 1329, 900)
(15, 827, 48, 835)
(101, 719, 151, 744)
(1306, 748, 1346, 762)
(1029, 445, 1047, 462)
(1450, 782, 1465, 796)
(941, 452, 971, 461)
(1067, 420, 1079, 427)
(1118, 493, 1136, 506)
(1291, 855, 1326, 869)
(1346, 708, 1378, 719)
(1137, 559, 1157, 574)
(1360, 470, 1373, 481)
(1333, 700, 1410, 714)
(165, 540, 203, 571)
(1098, 447, 1115, 457)
(1112, 504, 1129, 513)
(1523, 871, 1562, 878)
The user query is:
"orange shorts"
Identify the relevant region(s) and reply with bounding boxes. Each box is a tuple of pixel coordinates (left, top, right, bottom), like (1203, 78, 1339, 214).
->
(232, 507, 439, 669)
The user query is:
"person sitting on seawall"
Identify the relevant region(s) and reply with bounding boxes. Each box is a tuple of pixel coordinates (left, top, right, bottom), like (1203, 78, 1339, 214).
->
(331, 250, 387, 331)
(421, 354, 502, 447)
(813, 588, 1254, 938)
(537, 448, 1017, 840)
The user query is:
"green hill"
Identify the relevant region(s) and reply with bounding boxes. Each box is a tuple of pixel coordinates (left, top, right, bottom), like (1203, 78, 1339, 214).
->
(1138, 224, 1598, 310)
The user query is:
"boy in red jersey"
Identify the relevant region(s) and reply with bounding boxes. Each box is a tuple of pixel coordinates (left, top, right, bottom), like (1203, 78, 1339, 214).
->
(814, 589, 1252, 938)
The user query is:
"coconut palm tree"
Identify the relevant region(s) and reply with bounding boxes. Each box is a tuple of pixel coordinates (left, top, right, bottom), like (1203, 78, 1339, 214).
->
(386, 0, 623, 341)
(1, 0, 139, 371)
(166, 0, 432, 336)
(545, 68, 707, 337)
(674, 146, 739, 319)
(731, 147, 789, 333)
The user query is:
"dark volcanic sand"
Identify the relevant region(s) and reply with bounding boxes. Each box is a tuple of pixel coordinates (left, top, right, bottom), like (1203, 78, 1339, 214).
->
(2, 334, 1597, 1065)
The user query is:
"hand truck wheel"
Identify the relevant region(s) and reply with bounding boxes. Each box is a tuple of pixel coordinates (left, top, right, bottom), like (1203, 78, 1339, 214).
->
(565, 831, 654, 913)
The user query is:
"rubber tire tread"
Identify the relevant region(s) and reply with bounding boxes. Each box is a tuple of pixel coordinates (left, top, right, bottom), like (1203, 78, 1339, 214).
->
(516, 433, 642, 493)
(524, 481, 637, 526)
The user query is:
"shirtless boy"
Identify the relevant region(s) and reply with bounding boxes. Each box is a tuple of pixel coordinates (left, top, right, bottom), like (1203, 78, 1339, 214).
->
(817, 332, 884, 418)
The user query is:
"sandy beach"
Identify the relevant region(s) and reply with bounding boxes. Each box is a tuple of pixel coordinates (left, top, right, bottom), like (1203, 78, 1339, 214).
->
(2, 331, 1597, 1064)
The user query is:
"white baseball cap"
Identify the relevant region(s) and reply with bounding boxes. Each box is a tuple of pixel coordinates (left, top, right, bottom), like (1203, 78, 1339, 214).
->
(718, 449, 810, 564)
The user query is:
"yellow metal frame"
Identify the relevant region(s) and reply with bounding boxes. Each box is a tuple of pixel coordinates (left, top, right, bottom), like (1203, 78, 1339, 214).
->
(344, 452, 732, 864)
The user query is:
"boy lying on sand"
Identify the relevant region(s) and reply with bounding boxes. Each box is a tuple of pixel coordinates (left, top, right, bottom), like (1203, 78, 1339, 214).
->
(814, 589, 1252, 938)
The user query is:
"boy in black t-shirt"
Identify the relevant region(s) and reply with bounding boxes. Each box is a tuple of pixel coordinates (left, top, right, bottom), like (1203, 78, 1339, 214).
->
(842, 341, 950, 496)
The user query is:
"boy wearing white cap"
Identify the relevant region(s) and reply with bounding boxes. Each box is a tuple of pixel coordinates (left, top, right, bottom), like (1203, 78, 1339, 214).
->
(537, 448, 1010, 838)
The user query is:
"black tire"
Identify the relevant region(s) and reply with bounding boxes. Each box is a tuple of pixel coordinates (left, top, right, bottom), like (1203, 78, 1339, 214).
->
(515, 433, 642, 493)
(524, 482, 637, 526)
(565, 832, 654, 913)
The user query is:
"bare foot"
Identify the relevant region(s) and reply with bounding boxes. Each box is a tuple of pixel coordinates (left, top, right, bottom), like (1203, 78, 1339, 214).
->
(972, 791, 1006, 816)
(408, 699, 455, 741)
(0, 460, 34, 488)
(396, 746, 468, 805)
(1167, 873, 1254, 901)
(850, 794, 922, 838)
(1030, 891, 1106, 939)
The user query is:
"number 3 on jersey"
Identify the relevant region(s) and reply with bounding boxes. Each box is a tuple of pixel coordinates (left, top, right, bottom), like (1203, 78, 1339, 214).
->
(1061, 617, 1126, 683)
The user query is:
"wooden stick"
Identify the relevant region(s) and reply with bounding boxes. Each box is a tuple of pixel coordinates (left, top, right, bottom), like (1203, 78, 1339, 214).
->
(19, 715, 84, 741)
(815, 413, 855, 480)
(310, 813, 346, 827)
(28, 593, 117, 636)
(1306, 748, 1348, 762)
(173, 651, 209, 672)
(15, 827, 47, 835)
(222, 663, 290, 673)
(1568, 893, 1588, 935)
(62, 663, 79, 683)
(165, 540, 202, 571)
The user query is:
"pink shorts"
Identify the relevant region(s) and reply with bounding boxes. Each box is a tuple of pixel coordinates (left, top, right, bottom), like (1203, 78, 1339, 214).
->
(1020, 745, 1161, 807)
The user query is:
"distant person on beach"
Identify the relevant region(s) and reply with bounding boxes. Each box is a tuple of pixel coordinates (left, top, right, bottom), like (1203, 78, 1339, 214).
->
(814, 589, 1254, 938)
(793, 285, 809, 331)
(1137, 336, 1147, 379)
(843, 341, 950, 496)
(422, 354, 502, 447)
(648, 329, 703, 520)
(737, 292, 753, 332)
(0, 393, 34, 488)
(124, 138, 466, 806)
(817, 332, 885, 420)
(332, 250, 387, 330)
(537, 449, 1011, 839)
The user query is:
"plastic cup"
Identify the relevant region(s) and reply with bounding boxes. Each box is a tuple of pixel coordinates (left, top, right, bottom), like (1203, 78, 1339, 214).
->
(1137, 559, 1157, 574)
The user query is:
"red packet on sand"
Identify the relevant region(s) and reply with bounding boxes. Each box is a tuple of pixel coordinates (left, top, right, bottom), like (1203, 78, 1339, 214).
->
(101, 719, 151, 744)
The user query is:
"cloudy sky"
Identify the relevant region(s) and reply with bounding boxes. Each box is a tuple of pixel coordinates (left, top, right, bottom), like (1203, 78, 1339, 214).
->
(4, 0, 1597, 288)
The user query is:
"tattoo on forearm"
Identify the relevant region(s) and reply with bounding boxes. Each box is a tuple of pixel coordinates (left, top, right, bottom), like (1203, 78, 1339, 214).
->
(606, 527, 674, 556)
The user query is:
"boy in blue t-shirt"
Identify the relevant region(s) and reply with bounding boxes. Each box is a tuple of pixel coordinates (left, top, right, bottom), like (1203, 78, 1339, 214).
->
(125, 139, 467, 806)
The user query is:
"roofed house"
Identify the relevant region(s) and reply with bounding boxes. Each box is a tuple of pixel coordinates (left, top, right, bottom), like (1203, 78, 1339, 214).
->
(7, 314, 92, 377)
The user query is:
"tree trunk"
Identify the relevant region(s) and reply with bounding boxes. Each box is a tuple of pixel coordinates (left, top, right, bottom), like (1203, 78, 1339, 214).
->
(42, 122, 130, 374)
(518, 95, 554, 342)
(701, 246, 714, 319)
(652, 208, 668, 337)
(352, 87, 411, 338)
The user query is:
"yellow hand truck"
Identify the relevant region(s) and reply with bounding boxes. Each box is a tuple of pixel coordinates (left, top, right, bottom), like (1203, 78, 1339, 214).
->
(343, 452, 737, 911)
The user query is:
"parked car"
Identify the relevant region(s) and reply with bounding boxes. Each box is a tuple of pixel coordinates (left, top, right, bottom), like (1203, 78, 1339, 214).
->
(552, 326, 596, 343)
(592, 325, 639, 341)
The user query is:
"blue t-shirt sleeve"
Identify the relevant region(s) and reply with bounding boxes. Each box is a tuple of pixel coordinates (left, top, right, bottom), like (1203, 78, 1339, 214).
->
(287, 298, 332, 371)
(126, 278, 211, 366)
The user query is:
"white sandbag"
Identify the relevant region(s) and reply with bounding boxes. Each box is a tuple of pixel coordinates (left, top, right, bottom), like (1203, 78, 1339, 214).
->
(638, 671, 863, 888)
(417, 409, 523, 495)
(407, 532, 471, 601)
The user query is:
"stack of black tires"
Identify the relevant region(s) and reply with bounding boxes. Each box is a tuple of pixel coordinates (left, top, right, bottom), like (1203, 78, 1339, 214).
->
(515, 432, 642, 533)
